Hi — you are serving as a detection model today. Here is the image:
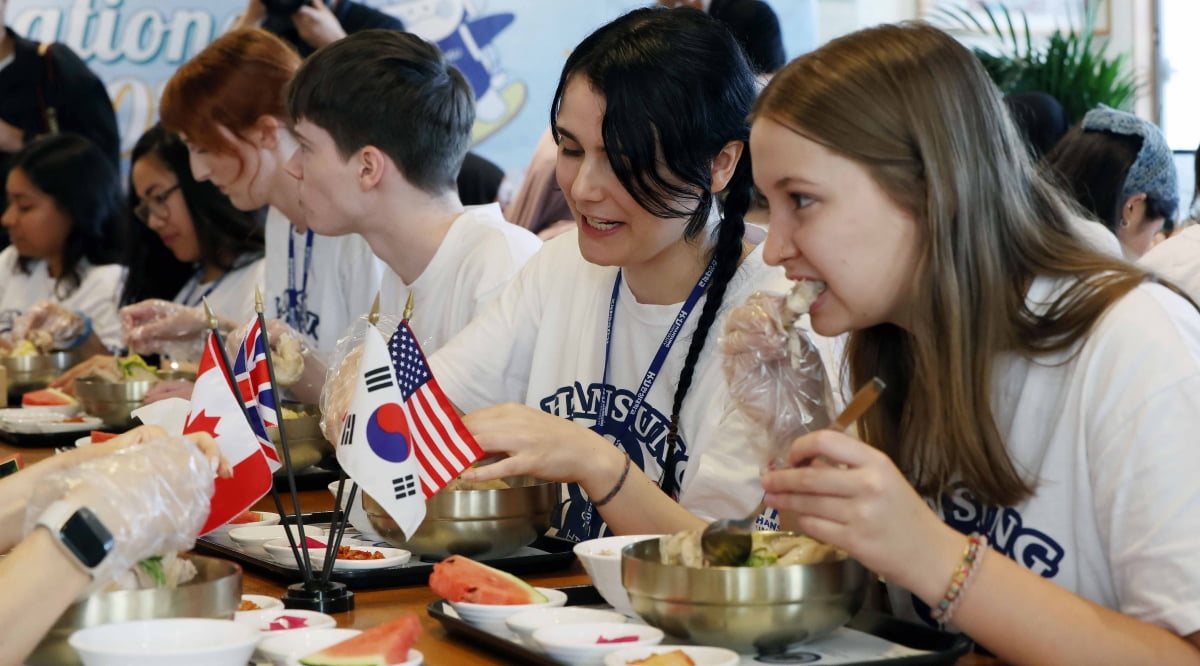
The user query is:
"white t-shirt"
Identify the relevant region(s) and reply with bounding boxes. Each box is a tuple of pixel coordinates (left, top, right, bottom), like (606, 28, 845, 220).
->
(171, 253, 265, 325)
(889, 276, 1200, 636)
(1141, 225, 1200, 304)
(430, 227, 792, 542)
(263, 208, 384, 358)
(379, 203, 541, 352)
(0, 246, 125, 351)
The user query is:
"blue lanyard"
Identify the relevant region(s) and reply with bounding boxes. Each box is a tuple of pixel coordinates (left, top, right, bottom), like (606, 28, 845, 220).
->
(286, 229, 314, 330)
(179, 267, 229, 307)
(595, 257, 718, 446)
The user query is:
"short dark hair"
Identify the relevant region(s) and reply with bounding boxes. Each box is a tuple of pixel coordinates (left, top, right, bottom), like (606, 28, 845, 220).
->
(10, 134, 125, 298)
(1044, 126, 1177, 232)
(287, 29, 474, 195)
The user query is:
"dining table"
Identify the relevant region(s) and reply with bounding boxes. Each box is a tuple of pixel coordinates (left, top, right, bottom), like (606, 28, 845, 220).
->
(3, 439, 1001, 665)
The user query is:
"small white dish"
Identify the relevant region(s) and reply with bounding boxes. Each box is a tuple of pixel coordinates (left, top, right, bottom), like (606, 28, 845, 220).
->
(234, 608, 337, 634)
(0, 412, 101, 434)
(259, 627, 361, 666)
(533, 622, 664, 666)
(19, 403, 81, 416)
(451, 587, 569, 637)
(67, 617, 258, 666)
(573, 535, 663, 617)
(208, 510, 281, 538)
(237, 594, 285, 614)
(262, 538, 410, 571)
(285, 648, 423, 666)
(230, 524, 325, 552)
(603, 645, 740, 666)
(506, 607, 627, 645)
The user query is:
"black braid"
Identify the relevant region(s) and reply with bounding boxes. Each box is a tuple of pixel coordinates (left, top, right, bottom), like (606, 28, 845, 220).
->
(660, 159, 753, 498)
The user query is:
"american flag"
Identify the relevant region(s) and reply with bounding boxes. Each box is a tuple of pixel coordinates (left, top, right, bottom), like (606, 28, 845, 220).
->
(387, 321, 483, 498)
(232, 319, 282, 471)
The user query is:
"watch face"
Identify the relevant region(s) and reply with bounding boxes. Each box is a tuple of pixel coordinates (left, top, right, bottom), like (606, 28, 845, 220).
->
(62, 507, 115, 569)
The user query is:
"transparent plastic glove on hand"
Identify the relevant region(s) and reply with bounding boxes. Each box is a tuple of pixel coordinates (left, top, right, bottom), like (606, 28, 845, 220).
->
(120, 300, 208, 355)
(719, 291, 834, 467)
(12, 302, 86, 351)
(320, 314, 404, 444)
(226, 318, 327, 402)
(23, 436, 215, 593)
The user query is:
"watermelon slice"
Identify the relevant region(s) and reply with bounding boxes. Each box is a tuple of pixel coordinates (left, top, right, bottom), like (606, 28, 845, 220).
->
(428, 555, 548, 605)
(300, 613, 421, 666)
(89, 431, 118, 443)
(22, 388, 77, 407)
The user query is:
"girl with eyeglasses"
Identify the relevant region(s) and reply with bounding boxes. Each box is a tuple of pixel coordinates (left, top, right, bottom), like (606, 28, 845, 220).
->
(0, 134, 125, 355)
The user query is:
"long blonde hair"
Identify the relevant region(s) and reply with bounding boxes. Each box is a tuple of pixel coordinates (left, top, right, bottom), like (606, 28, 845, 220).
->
(754, 22, 1147, 505)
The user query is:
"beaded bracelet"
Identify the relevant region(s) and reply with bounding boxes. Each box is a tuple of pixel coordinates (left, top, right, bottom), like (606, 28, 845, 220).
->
(930, 532, 988, 626)
(592, 452, 631, 508)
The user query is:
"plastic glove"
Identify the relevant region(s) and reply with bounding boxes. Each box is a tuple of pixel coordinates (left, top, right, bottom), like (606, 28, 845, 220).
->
(49, 355, 116, 395)
(225, 318, 328, 404)
(319, 314, 404, 444)
(143, 379, 195, 405)
(11, 302, 86, 351)
(120, 299, 209, 356)
(23, 436, 217, 593)
(719, 291, 833, 468)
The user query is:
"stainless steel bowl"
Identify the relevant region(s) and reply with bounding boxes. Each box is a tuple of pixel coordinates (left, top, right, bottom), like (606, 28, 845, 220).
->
(363, 477, 559, 559)
(621, 534, 868, 653)
(74, 371, 196, 427)
(268, 411, 334, 473)
(27, 555, 242, 666)
(2, 350, 80, 395)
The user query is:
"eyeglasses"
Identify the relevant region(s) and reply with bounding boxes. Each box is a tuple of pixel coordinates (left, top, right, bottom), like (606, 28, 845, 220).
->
(134, 183, 181, 224)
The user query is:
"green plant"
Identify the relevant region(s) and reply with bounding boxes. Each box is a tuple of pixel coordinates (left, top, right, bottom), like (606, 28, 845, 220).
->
(932, 1, 1137, 124)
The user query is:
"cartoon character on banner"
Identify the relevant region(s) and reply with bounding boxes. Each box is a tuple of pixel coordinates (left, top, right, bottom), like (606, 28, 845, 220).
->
(382, 0, 524, 144)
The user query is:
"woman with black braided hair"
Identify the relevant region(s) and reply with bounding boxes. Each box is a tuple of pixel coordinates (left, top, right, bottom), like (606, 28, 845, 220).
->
(427, 6, 809, 541)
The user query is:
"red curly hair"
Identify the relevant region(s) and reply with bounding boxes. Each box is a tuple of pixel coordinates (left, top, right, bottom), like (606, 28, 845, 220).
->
(160, 29, 301, 155)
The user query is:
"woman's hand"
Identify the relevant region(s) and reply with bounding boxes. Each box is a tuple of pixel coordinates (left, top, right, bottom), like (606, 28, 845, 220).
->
(460, 403, 615, 487)
(762, 429, 958, 590)
(143, 379, 195, 405)
(120, 300, 208, 355)
(48, 355, 114, 394)
(11, 302, 86, 350)
(293, 0, 346, 49)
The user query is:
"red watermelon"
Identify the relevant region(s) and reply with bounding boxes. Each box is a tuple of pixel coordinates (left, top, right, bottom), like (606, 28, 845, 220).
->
(428, 555, 547, 605)
(299, 613, 421, 666)
(89, 431, 118, 444)
(22, 388, 77, 407)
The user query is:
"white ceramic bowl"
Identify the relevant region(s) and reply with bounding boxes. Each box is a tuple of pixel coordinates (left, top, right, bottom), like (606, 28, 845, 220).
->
(234, 608, 337, 634)
(505, 607, 627, 645)
(532, 622, 664, 666)
(67, 618, 259, 666)
(238, 594, 285, 613)
(209, 511, 281, 537)
(328, 480, 353, 511)
(451, 587, 568, 636)
(258, 627, 360, 666)
(285, 648, 423, 666)
(573, 535, 663, 617)
(230, 525, 326, 552)
(603, 645, 741, 666)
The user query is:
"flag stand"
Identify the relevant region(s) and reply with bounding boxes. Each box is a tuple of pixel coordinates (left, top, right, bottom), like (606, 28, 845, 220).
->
(250, 291, 354, 613)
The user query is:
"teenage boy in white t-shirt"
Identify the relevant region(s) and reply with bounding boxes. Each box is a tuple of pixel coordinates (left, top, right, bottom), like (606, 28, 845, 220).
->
(284, 29, 540, 352)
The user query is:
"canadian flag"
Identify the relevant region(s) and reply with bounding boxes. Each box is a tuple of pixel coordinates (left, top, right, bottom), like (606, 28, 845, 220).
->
(186, 331, 273, 535)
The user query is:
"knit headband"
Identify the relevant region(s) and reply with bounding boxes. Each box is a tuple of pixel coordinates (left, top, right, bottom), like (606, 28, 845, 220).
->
(1081, 105, 1177, 215)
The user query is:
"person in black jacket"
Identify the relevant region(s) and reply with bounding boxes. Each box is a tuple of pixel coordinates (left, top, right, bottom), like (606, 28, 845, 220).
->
(234, 0, 405, 58)
(659, 0, 785, 74)
(0, 0, 119, 249)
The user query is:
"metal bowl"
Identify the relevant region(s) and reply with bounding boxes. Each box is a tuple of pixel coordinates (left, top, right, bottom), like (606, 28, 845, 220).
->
(267, 411, 334, 473)
(27, 555, 242, 666)
(2, 350, 80, 396)
(621, 534, 868, 653)
(363, 477, 559, 559)
(74, 371, 196, 427)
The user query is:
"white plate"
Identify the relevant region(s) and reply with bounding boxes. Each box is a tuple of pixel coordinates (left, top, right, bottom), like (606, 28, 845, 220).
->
(451, 588, 570, 637)
(233, 608, 337, 634)
(237, 594, 285, 614)
(17, 403, 80, 416)
(0, 414, 102, 434)
(258, 627, 361, 665)
(262, 538, 411, 571)
(286, 648, 423, 666)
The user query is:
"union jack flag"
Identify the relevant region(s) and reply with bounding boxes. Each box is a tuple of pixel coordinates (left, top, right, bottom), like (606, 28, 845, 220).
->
(233, 318, 282, 471)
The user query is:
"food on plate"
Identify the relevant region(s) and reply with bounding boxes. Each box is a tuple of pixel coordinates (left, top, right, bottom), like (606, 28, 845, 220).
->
(300, 613, 422, 666)
(84, 353, 158, 383)
(89, 430, 118, 443)
(107, 552, 198, 590)
(597, 634, 641, 644)
(336, 545, 385, 561)
(22, 387, 78, 407)
(660, 530, 845, 568)
(238, 599, 262, 611)
(443, 475, 510, 492)
(229, 510, 263, 524)
(268, 615, 312, 631)
(429, 555, 548, 605)
(627, 650, 697, 666)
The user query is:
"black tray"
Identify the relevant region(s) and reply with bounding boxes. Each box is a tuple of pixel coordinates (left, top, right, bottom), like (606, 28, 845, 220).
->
(194, 511, 578, 590)
(272, 462, 341, 492)
(427, 585, 973, 666)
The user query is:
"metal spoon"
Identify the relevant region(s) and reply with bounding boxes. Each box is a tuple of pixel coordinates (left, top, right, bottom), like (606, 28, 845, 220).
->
(700, 377, 887, 567)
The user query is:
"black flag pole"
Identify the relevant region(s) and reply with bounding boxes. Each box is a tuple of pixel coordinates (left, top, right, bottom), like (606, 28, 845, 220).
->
(203, 298, 314, 586)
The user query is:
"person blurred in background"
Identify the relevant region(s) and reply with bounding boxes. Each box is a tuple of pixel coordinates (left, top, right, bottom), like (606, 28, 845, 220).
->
(0, 0, 119, 251)
(506, 127, 575, 240)
(1043, 106, 1179, 259)
(657, 0, 785, 75)
(0, 134, 125, 356)
(234, 0, 404, 58)
(1004, 91, 1069, 159)
(1141, 140, 1200, 303)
